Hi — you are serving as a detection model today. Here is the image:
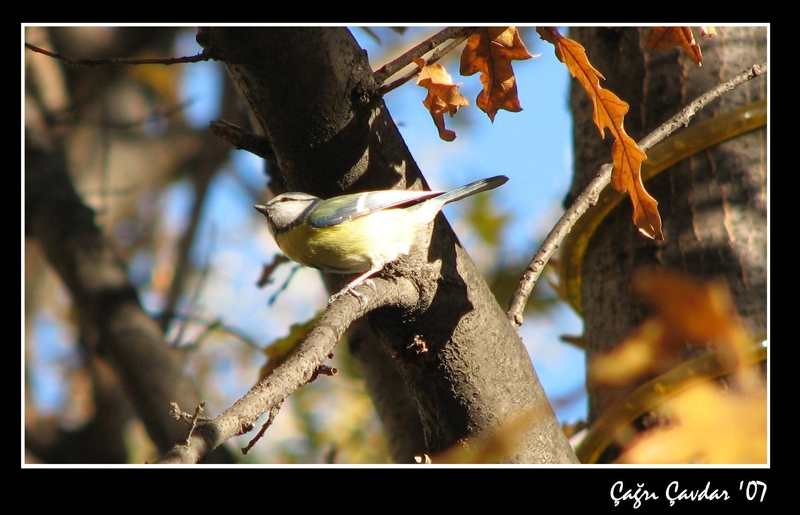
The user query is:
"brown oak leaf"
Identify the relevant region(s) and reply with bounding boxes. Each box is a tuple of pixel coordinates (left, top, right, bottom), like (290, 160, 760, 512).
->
(459, 27, 533, 122)
(415, 57, 469, 141)
(645, 27, 704, 66)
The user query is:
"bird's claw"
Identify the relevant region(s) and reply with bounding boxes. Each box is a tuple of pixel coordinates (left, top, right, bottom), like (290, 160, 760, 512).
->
(328, 279, 377, 309)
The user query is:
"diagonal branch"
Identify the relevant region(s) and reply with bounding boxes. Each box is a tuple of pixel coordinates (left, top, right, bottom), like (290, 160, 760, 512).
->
(373, 27, 477, 94)
(155, 277, 420, 463)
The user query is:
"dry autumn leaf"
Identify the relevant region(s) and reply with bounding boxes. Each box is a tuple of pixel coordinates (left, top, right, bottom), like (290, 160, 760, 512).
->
(459, 27, 533, 122)
(645, 27, 704, 67)
(611, 132, 662, 239)
(414, 57, 469, 141)
(538, 27, 662, 239)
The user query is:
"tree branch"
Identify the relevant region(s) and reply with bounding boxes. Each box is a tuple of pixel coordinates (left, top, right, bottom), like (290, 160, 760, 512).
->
(208, 119, 276, 161)
(25, 42, 213, 67)
(374, 27, 476, 94)
(155, 277, 420, 463)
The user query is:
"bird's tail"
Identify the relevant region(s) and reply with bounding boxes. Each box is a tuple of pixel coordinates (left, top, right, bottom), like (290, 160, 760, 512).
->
(436, 175, 508, 205)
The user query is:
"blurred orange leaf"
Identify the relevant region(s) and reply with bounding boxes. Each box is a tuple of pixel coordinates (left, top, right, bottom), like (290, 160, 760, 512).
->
(422, 409, 539, 464)
(634, 267, 740, 344)
(459, 27, 533, 122)
(633, 267, 761, 390)
(590, 268, 760, 389)
(538, 27, 661, 239)
(415, 57, 469, 141)
(617, 383, 766, 464)
(645, 27, 705, 66)
(583, 268, 766, 464)
(588, 318, 669, 385)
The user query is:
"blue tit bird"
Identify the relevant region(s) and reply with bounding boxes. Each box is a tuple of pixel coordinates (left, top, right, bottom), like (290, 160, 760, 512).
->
(255, 175, 508, 304)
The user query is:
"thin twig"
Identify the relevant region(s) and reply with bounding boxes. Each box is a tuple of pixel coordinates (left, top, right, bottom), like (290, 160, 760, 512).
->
(241, 399, 284, 455)
(379, 31, 476, 97)
(159, 163, 217, 333)
(25, 42, 213, 67)
(374, 27, 476, 93)
(168, 315, 262, 351)
(268, 264, 302, 306)
(506, 63, 768, 328)
(637, 63, 767, 152)
(170, 402, 211, 443)
(256, 254, 292, 288)
(170, 226, 216, 347)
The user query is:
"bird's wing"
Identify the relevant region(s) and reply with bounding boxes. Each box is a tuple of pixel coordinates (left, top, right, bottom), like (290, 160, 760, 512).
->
(310, 189, 443, 228)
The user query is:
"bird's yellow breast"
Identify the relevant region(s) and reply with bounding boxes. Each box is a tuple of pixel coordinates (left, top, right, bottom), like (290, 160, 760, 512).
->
(276, 209, 420, 274)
